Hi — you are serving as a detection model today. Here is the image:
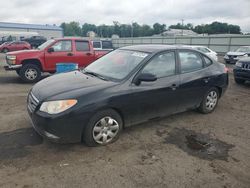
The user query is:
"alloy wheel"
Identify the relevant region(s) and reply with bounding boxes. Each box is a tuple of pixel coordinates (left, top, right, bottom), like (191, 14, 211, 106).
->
(25, 68, 38, 80)
(205, 91, 218, 111)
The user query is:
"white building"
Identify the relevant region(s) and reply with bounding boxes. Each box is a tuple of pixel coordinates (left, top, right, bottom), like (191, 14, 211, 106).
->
(0, 22, 63, 40)
(161, 29, 198, 37)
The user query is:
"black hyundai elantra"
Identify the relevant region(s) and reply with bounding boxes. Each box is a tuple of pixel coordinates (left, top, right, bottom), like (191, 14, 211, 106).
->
(27, 45, 228, 146)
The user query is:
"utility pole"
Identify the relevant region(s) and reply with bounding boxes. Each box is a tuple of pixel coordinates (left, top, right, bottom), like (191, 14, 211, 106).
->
(131, 22, 134, 38)
(181, 19, 184, 36)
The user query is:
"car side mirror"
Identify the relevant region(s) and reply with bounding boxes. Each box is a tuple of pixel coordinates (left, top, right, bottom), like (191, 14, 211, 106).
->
(134, 73, 157, 85)
(47, 47, 54, 53)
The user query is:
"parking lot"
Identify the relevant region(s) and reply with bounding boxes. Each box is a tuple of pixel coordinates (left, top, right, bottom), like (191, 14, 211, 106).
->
(0, 53, 249, 188)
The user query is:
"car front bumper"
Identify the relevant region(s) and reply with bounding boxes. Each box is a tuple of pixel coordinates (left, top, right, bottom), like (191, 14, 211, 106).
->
(233, 68, 250, 81)
(4, 64, 22, 71)
(27, 107, 90, 144)
(224, 57, 238, 64)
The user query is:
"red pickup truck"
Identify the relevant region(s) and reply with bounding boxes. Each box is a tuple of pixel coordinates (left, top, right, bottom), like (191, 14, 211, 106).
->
(4, 38, 109, 82)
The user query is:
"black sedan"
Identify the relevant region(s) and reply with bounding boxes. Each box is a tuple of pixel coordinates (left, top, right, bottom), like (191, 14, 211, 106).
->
(27, 45, 228, 146)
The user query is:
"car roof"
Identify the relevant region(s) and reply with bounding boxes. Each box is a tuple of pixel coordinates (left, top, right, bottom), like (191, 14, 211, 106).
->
(53, 37, 90, 41)
(120, 44, 203, 53)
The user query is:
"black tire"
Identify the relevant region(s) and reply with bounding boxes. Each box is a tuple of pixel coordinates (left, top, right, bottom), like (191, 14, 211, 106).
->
(2, 48, 9, 53)
(19, 64, 41, 83)
(83, 109, 123, 147)
(235, 78, 245, 84)
(198, 87, 219, 114)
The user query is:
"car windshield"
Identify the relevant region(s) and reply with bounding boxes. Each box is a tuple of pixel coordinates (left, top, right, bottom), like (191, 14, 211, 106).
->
(84, 49, 149, 81)
(235, 47, 250, 52)
(38, 39, 55, 50)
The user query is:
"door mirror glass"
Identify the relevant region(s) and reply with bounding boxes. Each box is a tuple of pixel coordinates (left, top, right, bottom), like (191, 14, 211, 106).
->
(134, 73, 157, 85)
(47, 47, 54, 53)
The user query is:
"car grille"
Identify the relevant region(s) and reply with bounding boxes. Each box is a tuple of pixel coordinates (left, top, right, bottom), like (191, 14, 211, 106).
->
(242, 62, 250, 70)
(28, 92, 39, 113)
(228, 55, 237, 59)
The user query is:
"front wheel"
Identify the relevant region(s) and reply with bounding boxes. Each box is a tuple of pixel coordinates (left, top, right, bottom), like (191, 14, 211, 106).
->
(83, 109, 123, 146)
(19, 64, 41, 83)
(198, 88, 219, 114)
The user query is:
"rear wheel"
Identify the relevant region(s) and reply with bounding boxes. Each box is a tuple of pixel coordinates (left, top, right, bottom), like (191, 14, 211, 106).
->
(198, 87, 219, 114)
(20, 64, 41, 83)
(83, 109, 123, 146)
(235, 78, 245, 84)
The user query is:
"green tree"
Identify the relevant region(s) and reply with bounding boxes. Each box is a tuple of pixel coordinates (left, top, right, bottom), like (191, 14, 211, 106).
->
(153, 23, 166, 34)
(193, 22, 241, 34)
(60, 22, 82, 36)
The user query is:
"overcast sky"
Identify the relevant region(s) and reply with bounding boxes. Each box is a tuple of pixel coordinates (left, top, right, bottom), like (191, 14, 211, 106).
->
(1, 0, 250, 32)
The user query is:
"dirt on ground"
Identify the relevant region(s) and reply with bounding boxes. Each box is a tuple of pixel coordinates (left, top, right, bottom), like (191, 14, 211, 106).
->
(0, 54, 249, 188)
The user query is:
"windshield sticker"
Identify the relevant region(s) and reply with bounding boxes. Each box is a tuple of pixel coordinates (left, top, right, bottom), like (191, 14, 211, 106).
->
(131, 52, 148, 58)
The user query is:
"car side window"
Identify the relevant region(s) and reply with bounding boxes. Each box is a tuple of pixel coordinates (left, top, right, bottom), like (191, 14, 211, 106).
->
(52, 40, 72, 52)
(179, 51, 203, 73)
(75, 41, 90, 51)
(141, 51, 176, 78)
(102, 41, 113, 49)
(93, 41, 101, 48)
(203, 56, 213, 66)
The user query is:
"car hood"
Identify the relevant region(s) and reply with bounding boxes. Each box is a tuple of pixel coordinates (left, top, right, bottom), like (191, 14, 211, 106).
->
(31, 71, 116, 101)
(7, 49, 41, 55)
(227, 52, 246, 56)
(239, 57, 250, 62)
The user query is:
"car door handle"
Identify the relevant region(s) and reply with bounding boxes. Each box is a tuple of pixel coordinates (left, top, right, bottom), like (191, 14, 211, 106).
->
(67, 52, 74, 56)
(86, 52, 93, 56)
(203, 78, 210, 83)
(170, 84, 178, 90)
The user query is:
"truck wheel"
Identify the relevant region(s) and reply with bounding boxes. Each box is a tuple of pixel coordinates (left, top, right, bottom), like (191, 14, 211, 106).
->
(83, 109, 123, 147)
(20, 64, 41, 83)
(235, 78, 245, 84)
(2, 48, 9, 53)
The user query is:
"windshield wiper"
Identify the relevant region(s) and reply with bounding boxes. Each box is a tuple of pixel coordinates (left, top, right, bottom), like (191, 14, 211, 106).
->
(83, 70, 108, 81)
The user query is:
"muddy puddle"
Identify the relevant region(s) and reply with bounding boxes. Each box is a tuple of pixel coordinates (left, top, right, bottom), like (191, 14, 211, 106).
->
(0, 128, 43, 160)
(165, 128, 234, 161)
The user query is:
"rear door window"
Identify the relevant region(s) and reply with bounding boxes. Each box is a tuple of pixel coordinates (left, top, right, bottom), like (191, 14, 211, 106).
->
(75, 41, 90, 51)
(93, 41, 101, 49)
(179, 51, 203, 73)
(102, 41, 113, 49)
(203, 56, 213, 66)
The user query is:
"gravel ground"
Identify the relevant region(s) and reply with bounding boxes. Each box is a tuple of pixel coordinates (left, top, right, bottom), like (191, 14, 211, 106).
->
(0, 53, 249, 188)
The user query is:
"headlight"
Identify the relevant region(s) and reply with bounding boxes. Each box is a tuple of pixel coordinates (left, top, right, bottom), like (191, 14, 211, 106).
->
(224, 55, 228, 58)
(40, 99, 77, 114)
(6, 55, 16, 65)
(6, 55, 16, 60)
(243, 54, 248, 57)
(235, 61, 242, 67)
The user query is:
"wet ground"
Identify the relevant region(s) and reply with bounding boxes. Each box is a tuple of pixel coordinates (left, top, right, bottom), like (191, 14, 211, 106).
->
(0, 54, 250, 188)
